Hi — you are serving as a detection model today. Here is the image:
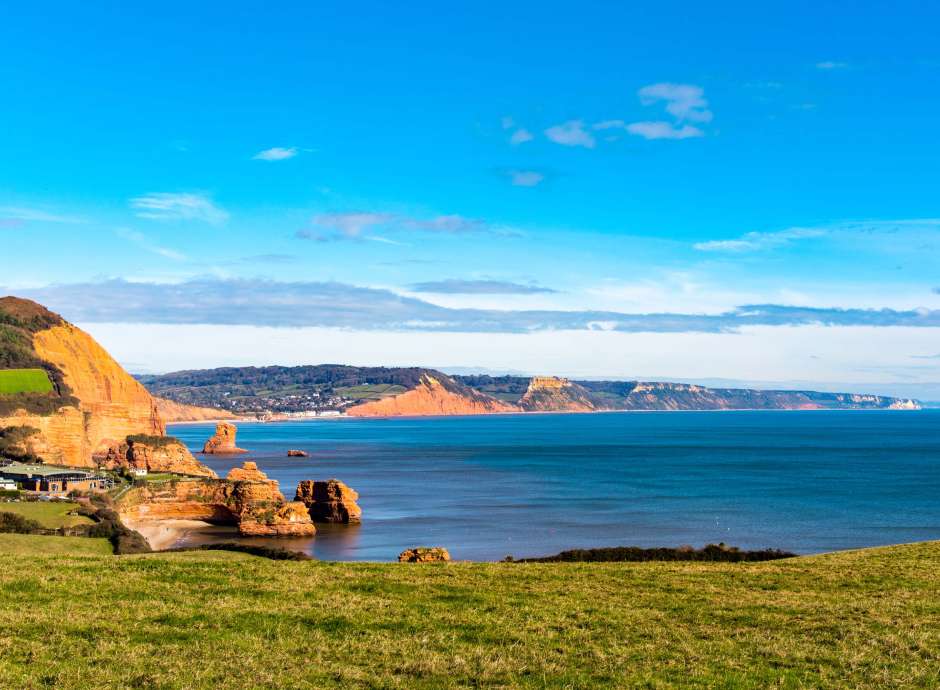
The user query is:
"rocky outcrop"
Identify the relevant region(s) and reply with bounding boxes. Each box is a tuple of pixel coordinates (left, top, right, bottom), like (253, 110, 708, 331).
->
(201, 422, 247, 454)
(0, 297, 214, 475)
(287, 449, 309, 457)
(95, 435, 217, 477)
(399, 547, 451, 563)
(154, 397, 236, 422)
(295, 479, 362, 523)
(226, 461, 267, 482)
(519, 376, 595, 412)
(348, 374, 516, 418)
(119, 462, 315, 538)
(239, 501, 316, 537)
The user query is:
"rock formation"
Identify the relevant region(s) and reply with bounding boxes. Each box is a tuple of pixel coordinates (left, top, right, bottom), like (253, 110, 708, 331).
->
(399, 547, 451, 563)
(154, 397, 236, 422)
(519, 376, 595, 412)
(226, 461, 267, 482)
(287, 449, 309, 457)
(347, 374, 517, 418)
(295, 479, 362, 523)
(119, 462, 315, 538)
(201, 422, 247, 454)
(96, 435, 217, 478)
(0, 297, 214, 475)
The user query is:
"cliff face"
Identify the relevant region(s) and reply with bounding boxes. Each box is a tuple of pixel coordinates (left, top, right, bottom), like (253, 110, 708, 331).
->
(0, 298, 213, 472)
(519, 377, 595, 412)
(348, 374, 517, 417)
(154, 397, 236, 422)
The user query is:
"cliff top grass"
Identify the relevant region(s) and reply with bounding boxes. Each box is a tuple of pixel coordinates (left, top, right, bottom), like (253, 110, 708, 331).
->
(1, 541, 939, 688)
(0, 368, 53, 395)
(0, 501, 93, 529)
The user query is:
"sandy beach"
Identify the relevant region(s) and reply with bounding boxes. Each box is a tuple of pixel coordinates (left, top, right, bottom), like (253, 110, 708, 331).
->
(123, 518, 213, 551)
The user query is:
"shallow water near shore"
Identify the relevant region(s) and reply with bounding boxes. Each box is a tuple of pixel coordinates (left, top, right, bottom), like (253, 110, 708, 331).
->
(168, 410, 940, 561)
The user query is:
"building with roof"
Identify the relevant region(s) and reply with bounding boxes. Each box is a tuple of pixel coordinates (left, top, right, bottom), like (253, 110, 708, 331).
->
(0, 462, 114, 494)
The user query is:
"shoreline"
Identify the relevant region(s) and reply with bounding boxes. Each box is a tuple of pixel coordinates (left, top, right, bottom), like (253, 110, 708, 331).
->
(166, 405, 927, 427)
(123, 517, 214, 551)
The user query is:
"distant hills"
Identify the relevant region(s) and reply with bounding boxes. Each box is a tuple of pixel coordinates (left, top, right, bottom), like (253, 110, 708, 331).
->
(137, 365, 920, 417)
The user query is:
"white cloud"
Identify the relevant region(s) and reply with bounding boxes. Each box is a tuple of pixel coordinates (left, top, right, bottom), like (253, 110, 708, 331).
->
(816, 61, 848, 70)
(626, 121, 704, 140)
(115, 228, 186, 261)
(544, 120, 596, 148)
(509, 128, 534, 145)
(694, 228, 826, 252)
(509, 170, 545, 187)
(0, 205, 85, 224)
(638, 83, 713, 123)
(252, 146, 299, 161)
(130, 192, 229, 225)
(298, 211, 494, 241)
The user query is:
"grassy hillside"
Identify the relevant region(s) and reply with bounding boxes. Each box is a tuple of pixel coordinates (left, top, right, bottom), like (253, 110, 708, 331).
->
(1, 542, 939, 688)
(0, 501, 93, 528)
(0, 368, 53, 395)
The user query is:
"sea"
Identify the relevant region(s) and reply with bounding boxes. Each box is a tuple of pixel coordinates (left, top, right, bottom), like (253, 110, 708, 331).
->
(168, 409, 940, 562)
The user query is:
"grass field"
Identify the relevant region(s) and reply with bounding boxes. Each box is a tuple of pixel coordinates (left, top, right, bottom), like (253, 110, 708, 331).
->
(336, 383, 408, 401)
(0, 501, 93, 529)
(0, 368, 53, 395)
(0, 541, 938, 688)
(0, 533, 112, 556)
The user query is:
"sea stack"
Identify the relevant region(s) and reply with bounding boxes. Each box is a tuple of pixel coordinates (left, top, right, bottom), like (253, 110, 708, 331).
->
(295, 479, 362, 523)
(202, 422, 247, 454)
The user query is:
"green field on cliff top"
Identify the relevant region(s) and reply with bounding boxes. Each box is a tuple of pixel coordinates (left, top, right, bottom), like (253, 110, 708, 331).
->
(1, 539, 939, 688)
(0, 368, 53, 395)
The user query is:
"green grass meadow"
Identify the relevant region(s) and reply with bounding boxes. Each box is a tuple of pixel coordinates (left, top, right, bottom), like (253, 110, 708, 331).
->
(0, 501, 93, 529)
(0, 368, 53, 395)
(0, 540, 938, 688)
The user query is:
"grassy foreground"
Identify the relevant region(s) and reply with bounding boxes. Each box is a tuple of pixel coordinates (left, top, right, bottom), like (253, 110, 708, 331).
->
(1, 540, 939, 688)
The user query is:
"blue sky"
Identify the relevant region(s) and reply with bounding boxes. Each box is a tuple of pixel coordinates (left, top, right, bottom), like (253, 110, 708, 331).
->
(2, 2, 939, 393)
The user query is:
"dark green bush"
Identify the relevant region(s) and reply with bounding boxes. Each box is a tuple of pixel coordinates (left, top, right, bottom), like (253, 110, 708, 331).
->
(171, 542, 312, 561)
(0, 511, 42, 534)
(516, 543, 797, 563)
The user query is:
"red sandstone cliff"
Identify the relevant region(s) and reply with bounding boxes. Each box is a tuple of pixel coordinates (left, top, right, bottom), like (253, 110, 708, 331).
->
(0, 297, 212, 475)
(347, 374, 517, 418)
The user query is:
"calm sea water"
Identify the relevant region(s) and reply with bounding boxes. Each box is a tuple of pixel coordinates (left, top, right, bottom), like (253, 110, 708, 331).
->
(168, 410, 940, 561)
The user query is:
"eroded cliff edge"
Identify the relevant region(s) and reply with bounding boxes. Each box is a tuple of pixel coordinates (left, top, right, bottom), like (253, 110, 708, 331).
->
(0, 296, 213, 475)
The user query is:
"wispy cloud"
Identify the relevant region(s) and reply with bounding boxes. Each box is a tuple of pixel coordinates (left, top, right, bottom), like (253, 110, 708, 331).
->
(587, 84, 713, 142)
(502, 117, 534, 145)
(544, 120, 596, 148)
(694, 228, 826, 252)
(816, 61, 848, 70)
(297, 211, 504, 242)
(638, 83, 713, 122)
(13, 278, 940, 333)
(509, 129, 533, 145)
(410, 279, 557, 295)
(0, 205, 86, 224)
(252, 146, 299, 161)
(130, 192, 229, 225)
(625, 122, 704, 140)
(115, 228, 186, 261)
(508, 170, 545, 187)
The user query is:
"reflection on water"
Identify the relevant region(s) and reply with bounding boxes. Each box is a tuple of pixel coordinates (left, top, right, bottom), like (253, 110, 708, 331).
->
(176, 522, 363, 561)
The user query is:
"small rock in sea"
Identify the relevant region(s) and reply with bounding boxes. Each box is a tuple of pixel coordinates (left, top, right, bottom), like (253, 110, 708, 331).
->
(398, 547, 451, 563)
(286, 449, 309, 457)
